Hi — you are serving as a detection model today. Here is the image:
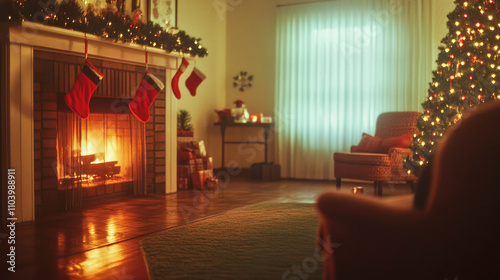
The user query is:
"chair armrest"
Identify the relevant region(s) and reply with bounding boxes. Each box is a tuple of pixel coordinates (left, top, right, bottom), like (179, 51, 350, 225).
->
(316, 192, 432, 278)
(387, 147, 412, 162)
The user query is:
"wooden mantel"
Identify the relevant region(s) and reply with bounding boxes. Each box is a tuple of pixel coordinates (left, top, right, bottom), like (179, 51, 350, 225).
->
(0, 21, 179, 222)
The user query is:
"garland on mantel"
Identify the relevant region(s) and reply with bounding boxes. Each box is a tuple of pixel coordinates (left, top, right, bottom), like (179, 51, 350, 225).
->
(0, 0, 208, 57)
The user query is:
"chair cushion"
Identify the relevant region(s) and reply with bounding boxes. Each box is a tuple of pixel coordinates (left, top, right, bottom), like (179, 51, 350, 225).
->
(378, 132, 413, 153)
(352, 132, 413, 153)
(334, 152, 391, 166)
(352, 133, 382, 153)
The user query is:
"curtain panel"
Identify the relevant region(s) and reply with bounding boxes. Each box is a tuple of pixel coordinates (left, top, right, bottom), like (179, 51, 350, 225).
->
(275, 0, 433, 180)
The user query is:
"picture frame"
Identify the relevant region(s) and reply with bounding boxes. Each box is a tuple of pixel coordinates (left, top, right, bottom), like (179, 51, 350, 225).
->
(149, 0, 177, 30)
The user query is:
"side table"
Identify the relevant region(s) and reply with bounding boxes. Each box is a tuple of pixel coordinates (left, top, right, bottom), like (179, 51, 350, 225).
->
(214, 122, 274, 168)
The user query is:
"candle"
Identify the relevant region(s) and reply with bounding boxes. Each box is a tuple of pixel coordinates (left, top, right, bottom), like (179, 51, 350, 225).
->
(351, 186, 364, 194)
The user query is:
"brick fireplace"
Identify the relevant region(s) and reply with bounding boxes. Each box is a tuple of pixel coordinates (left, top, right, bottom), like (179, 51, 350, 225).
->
(1, 22, 178, 222)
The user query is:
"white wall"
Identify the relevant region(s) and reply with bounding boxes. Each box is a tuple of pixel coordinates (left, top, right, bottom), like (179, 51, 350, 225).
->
(175, 0, 455, 169)
(176, 0, 227, 167)
(220, 0, 455, 169)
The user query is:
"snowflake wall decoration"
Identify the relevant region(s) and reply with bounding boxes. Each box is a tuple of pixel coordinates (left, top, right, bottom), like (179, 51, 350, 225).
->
(233, 71, 253, 92)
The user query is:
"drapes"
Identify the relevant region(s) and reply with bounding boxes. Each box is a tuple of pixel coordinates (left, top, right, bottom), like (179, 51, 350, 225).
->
(275, 0, 433, 179)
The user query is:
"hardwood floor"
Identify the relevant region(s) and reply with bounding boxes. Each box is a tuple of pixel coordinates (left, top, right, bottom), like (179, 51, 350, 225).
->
(2, 179, 412, 279)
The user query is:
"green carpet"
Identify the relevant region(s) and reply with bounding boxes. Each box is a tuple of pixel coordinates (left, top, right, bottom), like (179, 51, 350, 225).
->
(141, 202, 323, 280)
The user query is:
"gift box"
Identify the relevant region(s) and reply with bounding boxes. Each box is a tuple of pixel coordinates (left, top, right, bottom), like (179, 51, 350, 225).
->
(201, 156, 213, 170)
(191, 158, 204, 171)
(197, 140, 207, 157)
(177, 166, 192, 189)
(179, 158, 203, 172)
(206, 177, 219, 190)
(177, 177, 189, 190)
(178, 148, 195, 164)
(177, 140, 205, 157)
(192, 170, 214, 190)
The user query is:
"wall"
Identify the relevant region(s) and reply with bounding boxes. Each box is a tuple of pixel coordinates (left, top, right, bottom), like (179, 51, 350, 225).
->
(219, 0, 319, 169)
(173, 0, 454, 169)
(176, 0, 227, 168)
(220, 0, 455, 169)
(432, 0, 456, 61)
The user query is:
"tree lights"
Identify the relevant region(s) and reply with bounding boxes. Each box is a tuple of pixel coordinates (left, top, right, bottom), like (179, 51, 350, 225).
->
(404, 0, 500, 175)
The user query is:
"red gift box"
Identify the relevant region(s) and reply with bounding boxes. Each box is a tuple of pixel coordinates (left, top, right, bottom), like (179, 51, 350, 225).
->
(201, 156, 213, 170)
(191, 158, 204, 171)
(206, 177, 218, 190)
(177, 148, 195, 164)
(192, 170, 214, 190)
(179, 159, 203, 172)
(177, 177, 189, 190)
(177, 165, 194, 189)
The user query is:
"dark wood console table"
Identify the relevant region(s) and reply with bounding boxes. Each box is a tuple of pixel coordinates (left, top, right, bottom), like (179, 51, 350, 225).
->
(214, 122, 274, 168)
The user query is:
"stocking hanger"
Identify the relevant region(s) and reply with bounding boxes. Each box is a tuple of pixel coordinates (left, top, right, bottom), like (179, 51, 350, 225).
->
(84, 34, 88, 60)
(145, 48, 149, 71)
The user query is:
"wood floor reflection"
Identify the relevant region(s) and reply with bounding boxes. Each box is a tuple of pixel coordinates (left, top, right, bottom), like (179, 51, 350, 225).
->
(6, 179, 412, 279)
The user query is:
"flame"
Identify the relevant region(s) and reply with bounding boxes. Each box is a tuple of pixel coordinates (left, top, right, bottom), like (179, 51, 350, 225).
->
(91, 157, 105, 164)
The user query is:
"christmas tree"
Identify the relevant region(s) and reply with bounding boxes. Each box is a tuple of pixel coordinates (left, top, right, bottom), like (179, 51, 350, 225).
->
(405, 0, 500, 176)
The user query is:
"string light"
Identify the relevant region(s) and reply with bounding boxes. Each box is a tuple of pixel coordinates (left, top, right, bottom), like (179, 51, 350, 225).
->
(407, 0, 500, 174)
(0, 0, 208, 57)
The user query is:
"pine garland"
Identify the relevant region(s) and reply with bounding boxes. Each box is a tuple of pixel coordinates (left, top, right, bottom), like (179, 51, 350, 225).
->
(0, 0, 208, 57)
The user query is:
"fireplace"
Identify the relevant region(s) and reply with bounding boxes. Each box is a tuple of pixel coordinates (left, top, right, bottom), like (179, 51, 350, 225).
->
(34, 50, 167, 212)
(1, 22, 178, 221)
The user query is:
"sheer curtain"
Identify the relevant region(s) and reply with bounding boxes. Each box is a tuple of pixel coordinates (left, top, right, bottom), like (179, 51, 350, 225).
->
(275, 0, 433, 179)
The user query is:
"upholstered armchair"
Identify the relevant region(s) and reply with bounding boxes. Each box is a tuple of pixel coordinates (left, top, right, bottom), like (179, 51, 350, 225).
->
(334, 111, 421, 195)
(316, 102, 500, 279)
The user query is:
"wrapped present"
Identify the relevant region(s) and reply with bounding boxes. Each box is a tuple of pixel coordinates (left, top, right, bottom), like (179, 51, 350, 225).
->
(206, 177, 218, 190)
(177, 177, 189, 190)
(196, 140, 207, 157)
(177, 166, 192, 189)
(201, 156, 213, 170)
(178, 147, 195, 164)
(178, 140, 200, 153)
(191, 158, 204, 171)
(179, 158, 203, 172)
(192, 170, 214, 190)
(177, 166, 190, 178)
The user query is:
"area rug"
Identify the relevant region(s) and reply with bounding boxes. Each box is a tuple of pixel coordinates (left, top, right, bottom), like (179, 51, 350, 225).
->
(141, 202, 324, 280)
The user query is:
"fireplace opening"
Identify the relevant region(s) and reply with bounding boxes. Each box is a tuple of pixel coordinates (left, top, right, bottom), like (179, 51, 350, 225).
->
(55, 100, 147, 210)
(57, 111, 140, 189)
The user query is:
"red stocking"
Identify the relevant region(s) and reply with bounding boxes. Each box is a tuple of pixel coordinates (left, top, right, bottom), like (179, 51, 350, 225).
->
(129, 72, 165, 123)
(64, 60, 104, 119)
(171, 58, 189, 100)
(185, 67, 206, 97)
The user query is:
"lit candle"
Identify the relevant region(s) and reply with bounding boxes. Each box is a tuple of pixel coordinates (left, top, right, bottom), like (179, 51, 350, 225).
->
(351, 187, 364, 194)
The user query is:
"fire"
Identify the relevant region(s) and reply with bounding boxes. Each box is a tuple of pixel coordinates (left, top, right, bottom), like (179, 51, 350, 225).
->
(58, 113, 136, 186)
(91, 157, 105, 164)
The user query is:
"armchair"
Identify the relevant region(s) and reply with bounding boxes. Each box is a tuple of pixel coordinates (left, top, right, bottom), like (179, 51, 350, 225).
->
(334, 111, 421, 195)
(316, 102, 500, 279)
